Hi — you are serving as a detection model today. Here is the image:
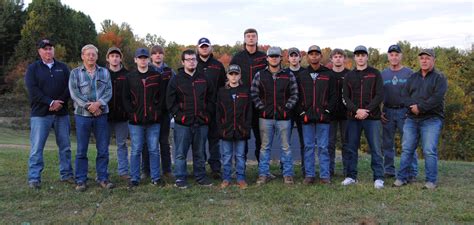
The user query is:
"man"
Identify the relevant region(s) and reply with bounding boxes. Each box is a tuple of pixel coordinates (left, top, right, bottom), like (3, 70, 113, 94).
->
(196, 37, 226, 179)
(328, 48, 350, 176)
(381, 44, 418, 179)
(105, 46, 130, 180)
(69, 44, 114, 191)
(25, 39, 73, 189)
(295, 45, 335, 185)
(123, 48, 165, 188)
(250, 46, 299, 185)
(394, 49, 447, 189)
(342, 45, 385, 189)
(167, 49, 215, 188)
(230, 28, 267, 161)
(141, 45, 176, 179)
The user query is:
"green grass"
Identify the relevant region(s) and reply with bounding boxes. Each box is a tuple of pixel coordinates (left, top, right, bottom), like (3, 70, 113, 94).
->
(0, 127, 473, 224)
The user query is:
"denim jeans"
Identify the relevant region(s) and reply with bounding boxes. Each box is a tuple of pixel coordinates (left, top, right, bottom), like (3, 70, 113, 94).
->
(74, 114, 110, 184)
(28, 115, 73, 183)
(328, 119, 348, 176)
(345, 119, 384, 181)
(109, 121, 129, 176)
(258, 118, 293, 177)
(173, 123, 208, 182)
(129, 123, 161, 182)
(207, 120, 221, 172)
(220, 140, 246, 182)
(398, 117, 443, 183)
(382, 108, 418, 176)
(142, 114, 172, 175)
(302, 123, 330, 179)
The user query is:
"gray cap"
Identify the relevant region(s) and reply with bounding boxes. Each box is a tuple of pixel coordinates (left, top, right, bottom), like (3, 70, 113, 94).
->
(307, 45, 321, 53)
(354, 45, 368, 54)
(227, 64, 241, 74)
(267, 46, 282, 56)
(418, 48, 435, 58)
(288, 47, 300, 56)
(106, 47, 122, 58)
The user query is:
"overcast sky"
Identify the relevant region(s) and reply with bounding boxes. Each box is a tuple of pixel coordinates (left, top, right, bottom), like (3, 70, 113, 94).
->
(25, 0, 473, 51)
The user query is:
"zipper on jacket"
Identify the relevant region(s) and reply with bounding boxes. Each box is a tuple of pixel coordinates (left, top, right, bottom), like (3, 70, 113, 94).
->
(313, 79, 316, 114)
(141, 79, 147, 117)
(233, 97, 236, 131)
(273, 77, 277, 119)
(360, 78, 363, 109)
(192, 81, 197, 118)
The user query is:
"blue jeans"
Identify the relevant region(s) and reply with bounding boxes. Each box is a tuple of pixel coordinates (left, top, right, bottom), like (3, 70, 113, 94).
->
(74, 114, 110, 184)
(346, 119, 384, 181)
(28, 115, 73, 183)
(129, 123, 161, 182)
(398, 117, 443, 183)
(302, 123, 330, 179)
(173, 123, 208, 182)
(258, 118, 293, 177)
(220, 140, 246, 182)
(109, 121, 129, 176)
(328, 119, 348, 175)
(382, 108, 418, 176)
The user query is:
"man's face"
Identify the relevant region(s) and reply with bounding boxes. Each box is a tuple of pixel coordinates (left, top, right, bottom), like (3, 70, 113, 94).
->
(81, 48, 98, 66)
(288, 53, 300, 67)
(388, 52, 402, 67)
(307, 51, 322, 65)
(38, 46, 54, 62)
(135, 56, 149, 69)
(419, 54, 435, 71)
(198, 44, 211, 58)
(227, 72, 241, 85)
(267, 55, 281, 67)
(151, 52, 164, 65)
(182, 54, 197, 71)
(331, 53, 345, 67)
(354, 53, 368, 67)
(244, 32, 258, 47)
(107, 53, 122, 67)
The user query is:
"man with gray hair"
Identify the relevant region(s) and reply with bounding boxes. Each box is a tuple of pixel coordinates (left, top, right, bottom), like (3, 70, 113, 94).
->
(69, 44, 113, 191)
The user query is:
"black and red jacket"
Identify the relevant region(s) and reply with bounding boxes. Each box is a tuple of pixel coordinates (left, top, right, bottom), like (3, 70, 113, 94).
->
(295, 65, 336, 124)
(230, 48, 267, 87)
(329, 68, 350, 120)
(122, 67, 164, 125)
(216, 85, 252, 141)
(166, 68, 215, 126)
(107, 65, 129, 122)
(150, 63, 175, 114)
(197, 54, 226, 108)
(343, 66, 384, 120)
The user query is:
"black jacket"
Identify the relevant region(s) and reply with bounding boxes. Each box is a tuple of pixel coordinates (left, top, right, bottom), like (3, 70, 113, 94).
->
(330, 68, 350, 120)
(107, 66, 129, 122)
(122, 67, 164, 125)
(295, 65, 336, 124)
(230, 48, 267, 87)
(166, 68, 215, 126)
(402, 68, 447, 119)
(197, 54, 226, 107)
(150, 63, 175, 114)
(343, 66, 384, 120)
(216, 85, 252, 140)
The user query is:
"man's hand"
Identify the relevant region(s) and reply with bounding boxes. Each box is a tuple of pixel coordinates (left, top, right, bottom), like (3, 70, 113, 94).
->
(49, 100, 64, 111)
(87, 102, 102, 114)
(355, 109, 370, 120)
(381, 112, 389, 124)
(409, 104, 420, 115)
(92, 108, 102, 117)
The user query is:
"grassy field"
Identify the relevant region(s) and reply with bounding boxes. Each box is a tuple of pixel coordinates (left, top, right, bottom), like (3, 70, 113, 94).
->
(0, 127, 473, 224)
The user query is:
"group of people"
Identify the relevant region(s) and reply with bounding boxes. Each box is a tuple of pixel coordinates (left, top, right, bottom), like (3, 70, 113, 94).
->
(25, 28, 447, 192)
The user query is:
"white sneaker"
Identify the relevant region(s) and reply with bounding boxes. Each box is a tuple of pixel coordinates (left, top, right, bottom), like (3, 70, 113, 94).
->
(341, 177, 357, 186)
(374, 179, 384, 189)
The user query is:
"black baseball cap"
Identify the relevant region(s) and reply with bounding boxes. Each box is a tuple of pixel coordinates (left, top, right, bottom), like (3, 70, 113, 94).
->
(388, 44, 402, 53)
(37, 39, 54, 49)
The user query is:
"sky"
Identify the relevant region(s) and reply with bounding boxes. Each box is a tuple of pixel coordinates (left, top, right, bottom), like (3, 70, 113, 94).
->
(25, 0, 473, 52)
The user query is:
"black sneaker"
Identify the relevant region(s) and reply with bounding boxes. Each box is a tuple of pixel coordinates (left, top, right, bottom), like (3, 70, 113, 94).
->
(28, 181, 41, 189)
(211, 171, 222, 180)
(151, 179, 165, 187)
(197, 177, 213, 187)
(175, 179, 189, 189)
(127, 181, 139, 190)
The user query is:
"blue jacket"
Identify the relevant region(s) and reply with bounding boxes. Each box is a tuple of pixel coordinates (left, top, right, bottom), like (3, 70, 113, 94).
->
(25, 59, 70, 117)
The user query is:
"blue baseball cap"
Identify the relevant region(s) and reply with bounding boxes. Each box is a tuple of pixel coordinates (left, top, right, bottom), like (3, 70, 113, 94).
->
(135, 48, 149, 58)
(198, 37, 211, 47)
(388, 44, 402, 53)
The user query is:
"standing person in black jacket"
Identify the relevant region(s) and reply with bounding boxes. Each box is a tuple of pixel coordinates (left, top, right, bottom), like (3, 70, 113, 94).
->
(196, 37, 226, 179)
(216, 64, 251, 190)
(167, 49, 215, 188)
(296, 45, 335, 185)
(105, 47, 130, 181)
(342, 45, 385, 189)
(230, 28, 267, 162)
(328, 48, 350, 176)
(122, 48, 165, 188)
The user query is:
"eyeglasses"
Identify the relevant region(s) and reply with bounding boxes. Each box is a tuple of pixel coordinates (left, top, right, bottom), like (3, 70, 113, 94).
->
(183, 58, 196, 62)
(268, 55, 280, 58)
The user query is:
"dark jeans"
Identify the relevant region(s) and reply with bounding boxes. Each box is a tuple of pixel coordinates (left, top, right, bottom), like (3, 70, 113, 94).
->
(291, 118, 305, 174)
(206, 120, 221, 172)
(245, 110, 261, 161)
(173, 123, 208, 182)
(328, 119, 348, 176)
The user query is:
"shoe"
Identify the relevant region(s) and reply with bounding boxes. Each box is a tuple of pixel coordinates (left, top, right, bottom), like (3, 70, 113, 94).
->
(75, 182, 87, 192)
(283, 176, 294, 185)
(341, 177, 357, 186)
(98, 180, 115, 189)
(220, 180, 231, 189)
(197, 177, 213, 187)
(174, 179, 189, 189)
(60, 177, 75, 184)
(408, 176, 417, 183)
(28, 181, 41, 189)
(303, 177, 315, 185)
(151, 179, 165, 187)
(267, 173, 277, 180)
(319, 178, 331, 184)
(374, 179, 384, 189)
(119, 174, 131, 181)
(128, 181, 139, 189)
(140, 173, 149, 180)
(211, 171, 222, 180)
(256, 176, 268, 186)
(384, 173, 396, 178)
(163, 172, 175, 179)
(392, 179, 407, 187)
(237, 180, 248, 190)
(422, 182, 437, 189)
